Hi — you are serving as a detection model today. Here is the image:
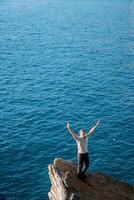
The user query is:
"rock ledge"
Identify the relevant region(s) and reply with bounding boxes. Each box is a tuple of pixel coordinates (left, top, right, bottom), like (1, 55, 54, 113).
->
(48, 158, 134, 200)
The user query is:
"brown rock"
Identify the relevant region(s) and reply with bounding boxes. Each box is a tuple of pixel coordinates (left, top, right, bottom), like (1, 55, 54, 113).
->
(48, 158, 134, 200)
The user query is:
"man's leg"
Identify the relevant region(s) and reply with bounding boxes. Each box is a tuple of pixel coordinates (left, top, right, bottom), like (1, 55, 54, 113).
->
(82, 153, 89, 175)
(77, 153, 84, 177)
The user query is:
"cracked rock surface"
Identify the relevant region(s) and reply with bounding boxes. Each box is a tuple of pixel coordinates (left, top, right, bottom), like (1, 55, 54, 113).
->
(48, 158, 134, 200)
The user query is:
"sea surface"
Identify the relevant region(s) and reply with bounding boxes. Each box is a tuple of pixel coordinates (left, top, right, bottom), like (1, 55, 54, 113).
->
(0, 0, 134, 199)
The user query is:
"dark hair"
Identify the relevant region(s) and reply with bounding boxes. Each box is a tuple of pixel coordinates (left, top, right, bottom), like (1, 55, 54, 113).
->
(79, 129, 86, 134)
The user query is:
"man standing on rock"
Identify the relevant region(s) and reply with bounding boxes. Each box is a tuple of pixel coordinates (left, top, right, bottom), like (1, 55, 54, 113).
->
(67, 120, 100, 180)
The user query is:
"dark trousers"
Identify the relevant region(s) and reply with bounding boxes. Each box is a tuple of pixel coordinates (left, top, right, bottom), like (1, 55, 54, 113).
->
(77, 152, 89, 175)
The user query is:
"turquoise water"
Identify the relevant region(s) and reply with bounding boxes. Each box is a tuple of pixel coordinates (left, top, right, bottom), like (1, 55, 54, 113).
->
(0, 0, 134, 199)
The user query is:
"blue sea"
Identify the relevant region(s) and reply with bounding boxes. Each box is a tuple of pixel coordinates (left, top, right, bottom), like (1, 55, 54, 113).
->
(0, 0, 134, 199)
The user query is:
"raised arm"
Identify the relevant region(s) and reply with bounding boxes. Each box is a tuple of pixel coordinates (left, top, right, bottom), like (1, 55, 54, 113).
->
(67, 122, 79, 141)
(86, 120, 100, 138)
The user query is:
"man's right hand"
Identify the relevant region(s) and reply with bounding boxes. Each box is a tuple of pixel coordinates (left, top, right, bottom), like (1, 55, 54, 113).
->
(67, 122, 70, 129)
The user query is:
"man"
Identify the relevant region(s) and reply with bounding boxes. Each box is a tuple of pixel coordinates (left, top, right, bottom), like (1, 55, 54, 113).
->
(66, 120, 100, 179)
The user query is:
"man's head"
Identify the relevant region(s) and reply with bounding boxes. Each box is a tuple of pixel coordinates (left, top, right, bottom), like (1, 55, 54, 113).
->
(79, 129, 86, 138)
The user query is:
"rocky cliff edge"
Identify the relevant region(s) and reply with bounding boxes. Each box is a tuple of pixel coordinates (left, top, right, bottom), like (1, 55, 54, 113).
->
(48, 158, 134, 200)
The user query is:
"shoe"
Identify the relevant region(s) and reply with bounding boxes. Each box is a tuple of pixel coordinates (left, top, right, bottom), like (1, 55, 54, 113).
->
(77, 173, 85, 181)
(81, 172, 87, 179)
